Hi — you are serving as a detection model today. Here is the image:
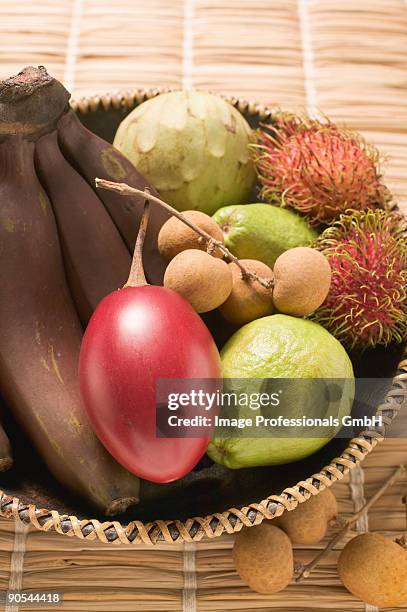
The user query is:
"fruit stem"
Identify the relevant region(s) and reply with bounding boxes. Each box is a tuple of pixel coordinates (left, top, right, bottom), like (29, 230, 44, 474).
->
(124, 194, 150, 287)
(0, 66, 70, 137)
(95, 178, 274, 290)
(295, 464, 406, 582)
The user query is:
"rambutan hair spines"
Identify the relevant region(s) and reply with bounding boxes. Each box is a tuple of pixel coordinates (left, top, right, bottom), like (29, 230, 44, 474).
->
(312, 208, 407, 349)
(252, 114, 392, 225)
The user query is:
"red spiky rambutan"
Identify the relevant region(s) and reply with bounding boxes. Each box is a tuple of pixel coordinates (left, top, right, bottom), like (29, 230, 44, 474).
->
(313, 209, 407, 349)
(252, 114, 391, 224)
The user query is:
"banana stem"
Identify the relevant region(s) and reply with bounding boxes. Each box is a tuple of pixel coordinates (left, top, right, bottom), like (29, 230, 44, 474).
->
(0, 66, 70, 136)
(125, 196, 150, 287)
(95, 178, 274, 290)
(296, 464, 406, 582)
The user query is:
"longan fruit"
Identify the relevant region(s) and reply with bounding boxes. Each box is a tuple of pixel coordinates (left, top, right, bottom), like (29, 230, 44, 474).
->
(273, 489, 337, 545)
(158, 211, 224, 261)
(273, 247, 331, 317)
(318, 488, 338, 522)
(273, 501, 326, 545)
(233, 524, 293, 594)
(338, 532, 407, 608)
(219, 259, 274, 326)
(163, 249, 232, 313)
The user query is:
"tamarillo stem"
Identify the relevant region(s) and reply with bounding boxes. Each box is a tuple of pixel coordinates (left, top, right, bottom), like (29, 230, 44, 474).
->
(296, 464, 406, 582)
(125, 195, 150, 288)
(95, 178, 274, 290)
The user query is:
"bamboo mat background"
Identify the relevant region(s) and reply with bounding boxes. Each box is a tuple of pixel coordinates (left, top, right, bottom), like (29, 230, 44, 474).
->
(0, 1, 407, 611)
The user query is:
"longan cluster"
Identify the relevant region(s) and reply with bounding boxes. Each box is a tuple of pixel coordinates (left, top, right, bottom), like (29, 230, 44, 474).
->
(233, 489, 337, 594)
(158, 212, 332, 321)
(233, 488, 407, 609)
(160, 211, 235, 313)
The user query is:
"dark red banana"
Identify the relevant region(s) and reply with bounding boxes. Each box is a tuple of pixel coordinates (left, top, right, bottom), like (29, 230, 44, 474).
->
(35, 131, 131, 325)
(57, 109, 169, 285)
(0, 134, 139, 515)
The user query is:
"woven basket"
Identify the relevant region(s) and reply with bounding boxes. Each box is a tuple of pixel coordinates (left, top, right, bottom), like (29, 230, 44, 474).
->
(0, 89, 406, 545)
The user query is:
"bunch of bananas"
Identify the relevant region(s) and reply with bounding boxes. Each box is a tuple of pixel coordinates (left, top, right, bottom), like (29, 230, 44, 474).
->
(0, 66, 168, 515)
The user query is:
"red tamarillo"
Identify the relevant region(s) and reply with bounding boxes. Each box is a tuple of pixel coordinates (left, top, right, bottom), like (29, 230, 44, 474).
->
(79, 201, 222, 483)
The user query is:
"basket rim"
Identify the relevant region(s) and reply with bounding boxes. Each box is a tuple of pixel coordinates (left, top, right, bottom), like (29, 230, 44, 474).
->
(0, 88, 406, 545)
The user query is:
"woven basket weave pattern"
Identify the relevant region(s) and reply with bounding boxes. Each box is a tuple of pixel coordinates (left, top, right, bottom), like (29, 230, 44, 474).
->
(0, 91, 406, 545)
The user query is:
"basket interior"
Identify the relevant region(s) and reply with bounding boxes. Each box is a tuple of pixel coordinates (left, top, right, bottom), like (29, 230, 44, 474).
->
(0, 99, 404, 524)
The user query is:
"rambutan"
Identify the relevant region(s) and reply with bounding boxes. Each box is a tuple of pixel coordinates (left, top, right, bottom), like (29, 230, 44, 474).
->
(252, 114, 391, 224)
(313, 209, 407, 349)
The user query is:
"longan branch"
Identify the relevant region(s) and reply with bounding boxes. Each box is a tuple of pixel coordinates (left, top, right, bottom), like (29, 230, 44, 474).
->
(95, 178, 274, 290)
(395, 474, 407, 547)
(296, 464, 406, 582)
(401, 487, 407, 545)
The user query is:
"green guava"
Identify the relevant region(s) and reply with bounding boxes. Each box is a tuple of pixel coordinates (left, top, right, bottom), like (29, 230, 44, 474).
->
(208, 315, 354, 468)
(213, 203, 318, 267)
(113, 90, 256, 215)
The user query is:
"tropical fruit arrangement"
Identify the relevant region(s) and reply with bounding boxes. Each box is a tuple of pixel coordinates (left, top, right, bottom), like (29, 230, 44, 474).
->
(0, 66, 406, 606)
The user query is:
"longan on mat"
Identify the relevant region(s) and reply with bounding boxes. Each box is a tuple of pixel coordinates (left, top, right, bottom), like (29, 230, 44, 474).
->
(233, 524, 293, 594)
(338, 532, 407, 608)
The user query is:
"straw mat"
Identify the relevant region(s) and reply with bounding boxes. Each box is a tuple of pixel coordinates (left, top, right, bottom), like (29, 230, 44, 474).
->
(0, 1, 406, 610)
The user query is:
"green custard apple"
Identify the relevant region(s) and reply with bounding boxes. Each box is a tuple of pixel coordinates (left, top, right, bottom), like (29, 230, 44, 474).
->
(213, 203, 318, 267)
(113, 90, 256, 215)
(208, 315, 354, 468)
